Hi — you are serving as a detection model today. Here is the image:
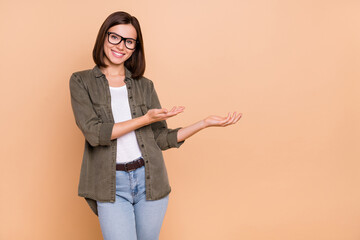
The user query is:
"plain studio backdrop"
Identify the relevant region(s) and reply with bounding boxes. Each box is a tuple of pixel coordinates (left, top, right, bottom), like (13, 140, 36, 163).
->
(0, 0, 359, 239)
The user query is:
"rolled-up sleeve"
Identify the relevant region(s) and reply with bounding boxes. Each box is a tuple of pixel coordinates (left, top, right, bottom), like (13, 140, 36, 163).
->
(69, 73, 114, 147)
(148, 80, 185, 150)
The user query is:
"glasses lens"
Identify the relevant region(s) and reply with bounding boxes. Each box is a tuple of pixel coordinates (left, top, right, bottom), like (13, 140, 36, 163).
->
(125, 39, 136, 50)
(108, 33, 120, 44)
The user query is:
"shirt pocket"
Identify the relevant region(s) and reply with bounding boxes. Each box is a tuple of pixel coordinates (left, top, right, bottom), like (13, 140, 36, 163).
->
(139, 103, 148, 115)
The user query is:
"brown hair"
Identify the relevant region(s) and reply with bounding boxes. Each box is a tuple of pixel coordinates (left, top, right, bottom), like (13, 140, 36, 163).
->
(93, 11, 145, 79)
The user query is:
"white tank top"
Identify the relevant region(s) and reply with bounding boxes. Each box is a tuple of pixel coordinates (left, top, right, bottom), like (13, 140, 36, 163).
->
(109, 85, 142, 163)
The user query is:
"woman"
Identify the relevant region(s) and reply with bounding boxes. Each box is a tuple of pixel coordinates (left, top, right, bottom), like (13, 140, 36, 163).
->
(69, 11, 242, 240)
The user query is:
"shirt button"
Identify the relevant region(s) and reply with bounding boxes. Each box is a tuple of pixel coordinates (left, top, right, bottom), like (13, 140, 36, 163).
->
(129, 96, 133, 99)
(128, 86, 131, 89)
(147, 176, 150, 179)
(141, 144, 144, 147)
(133, 112, 136, 116)
(146, 160, 148, 163)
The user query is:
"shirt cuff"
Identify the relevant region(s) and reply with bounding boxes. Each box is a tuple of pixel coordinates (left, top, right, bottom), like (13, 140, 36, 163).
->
(99, 123, 114, 146)
(167, 127, 185, 148)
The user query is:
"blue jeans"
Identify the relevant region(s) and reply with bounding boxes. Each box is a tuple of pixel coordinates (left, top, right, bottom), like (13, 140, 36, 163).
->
(97, 166, 169, 240)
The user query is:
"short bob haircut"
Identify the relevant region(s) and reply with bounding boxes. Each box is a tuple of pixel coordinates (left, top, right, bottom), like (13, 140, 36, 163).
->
(93, 11, 145, 79)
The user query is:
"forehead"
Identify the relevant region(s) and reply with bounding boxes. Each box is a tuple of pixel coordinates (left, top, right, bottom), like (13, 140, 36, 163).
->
(108, 24, 137, 39)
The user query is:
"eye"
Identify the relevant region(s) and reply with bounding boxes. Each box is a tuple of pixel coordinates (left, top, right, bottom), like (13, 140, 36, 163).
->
(126, 40, 134, 44)
(110, 34, 119, 40)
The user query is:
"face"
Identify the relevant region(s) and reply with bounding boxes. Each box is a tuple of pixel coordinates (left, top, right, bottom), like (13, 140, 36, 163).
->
(103, 24, 137, 66)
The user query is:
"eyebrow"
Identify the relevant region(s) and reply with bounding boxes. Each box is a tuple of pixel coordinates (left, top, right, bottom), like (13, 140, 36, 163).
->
(109, 32, 137, 40)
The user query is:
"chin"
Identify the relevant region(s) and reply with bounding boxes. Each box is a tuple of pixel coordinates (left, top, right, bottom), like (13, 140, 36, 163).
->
(107, 56, 127, 66)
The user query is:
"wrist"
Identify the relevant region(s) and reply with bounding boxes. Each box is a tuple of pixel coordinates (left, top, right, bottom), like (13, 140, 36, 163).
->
(141, 115, 152, 126)
(201, 119, 209, 129)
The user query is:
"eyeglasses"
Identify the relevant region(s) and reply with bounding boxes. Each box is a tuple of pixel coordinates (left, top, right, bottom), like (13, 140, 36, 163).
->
(107, 32, 138, 50)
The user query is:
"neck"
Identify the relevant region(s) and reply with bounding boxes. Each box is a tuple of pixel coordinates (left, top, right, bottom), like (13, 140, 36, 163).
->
(100, 58, 126, 76)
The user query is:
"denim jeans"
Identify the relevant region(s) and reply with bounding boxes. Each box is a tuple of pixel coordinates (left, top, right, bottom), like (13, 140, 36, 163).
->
(97, 166, 169, 240)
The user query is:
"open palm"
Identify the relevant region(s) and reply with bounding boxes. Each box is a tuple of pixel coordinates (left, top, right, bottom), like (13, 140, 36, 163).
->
(204, 112, 242, 127)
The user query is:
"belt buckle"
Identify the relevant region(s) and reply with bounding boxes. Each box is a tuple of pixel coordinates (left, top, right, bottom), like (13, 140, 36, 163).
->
(124, 163, 129, 172)
(125, 162, 136, 172)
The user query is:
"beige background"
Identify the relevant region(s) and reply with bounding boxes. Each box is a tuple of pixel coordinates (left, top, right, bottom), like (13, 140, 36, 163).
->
(1, 0, 360, 239)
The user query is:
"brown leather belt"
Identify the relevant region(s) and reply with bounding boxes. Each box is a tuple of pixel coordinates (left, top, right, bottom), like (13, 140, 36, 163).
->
(116, 157, 145, 172)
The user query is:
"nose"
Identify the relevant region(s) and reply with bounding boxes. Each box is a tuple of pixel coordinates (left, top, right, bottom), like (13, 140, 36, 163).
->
(117, 39, 125, 50)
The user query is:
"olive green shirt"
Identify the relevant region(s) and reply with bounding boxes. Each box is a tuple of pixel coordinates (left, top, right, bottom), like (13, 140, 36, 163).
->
(69, 65, 185, 216)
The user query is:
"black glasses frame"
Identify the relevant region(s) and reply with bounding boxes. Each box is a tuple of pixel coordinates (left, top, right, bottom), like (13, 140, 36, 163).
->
(106, 32, 138, 50)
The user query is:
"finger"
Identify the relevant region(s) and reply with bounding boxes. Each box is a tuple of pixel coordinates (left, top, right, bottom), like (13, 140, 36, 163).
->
(218, 113, 231, 125)
(177, 106, 185, 112)
(158, 108, 168, 113)
(164, 107, 184, 117)
(216, 115, 228, 124)
(226, 112, 242, 126)
(224, 112, 232, 121)
(173, 106, 185, 114)
(230, 112, 241, 123)
(229, 112, 238, 124)
(234, 113, 242, 122)
(168, 106, 183, 113)
(221, 112, 236, 126)
(169, 108, 185, 117)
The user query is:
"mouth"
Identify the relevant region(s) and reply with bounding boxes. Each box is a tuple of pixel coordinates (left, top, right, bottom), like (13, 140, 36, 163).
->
(111, 50, 125, 58)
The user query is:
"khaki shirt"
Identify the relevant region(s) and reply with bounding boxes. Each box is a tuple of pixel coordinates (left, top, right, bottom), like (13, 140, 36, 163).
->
(69, 65, 185, 216)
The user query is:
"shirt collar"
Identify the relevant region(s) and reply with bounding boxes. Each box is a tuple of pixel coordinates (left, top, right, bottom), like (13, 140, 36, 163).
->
(92, 65, 133, 81)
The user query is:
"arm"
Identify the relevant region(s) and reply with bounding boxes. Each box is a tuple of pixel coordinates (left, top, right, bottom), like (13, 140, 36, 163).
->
(110, 117, 148, 140)
(145, 79, 242, 144)
(176, 120, 207, 142)
(70, 73, 114, 147)
(69, 73, 184, 146)
(110, 109, 182, 140)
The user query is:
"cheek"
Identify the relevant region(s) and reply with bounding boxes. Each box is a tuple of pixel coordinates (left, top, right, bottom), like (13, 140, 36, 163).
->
(126, 50, 135, 59)
(104, 43, 111, 51)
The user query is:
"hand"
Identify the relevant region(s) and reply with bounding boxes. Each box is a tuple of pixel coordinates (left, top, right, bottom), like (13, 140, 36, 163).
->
(145, 106, 185, 124)
(203, 112, 242, 128)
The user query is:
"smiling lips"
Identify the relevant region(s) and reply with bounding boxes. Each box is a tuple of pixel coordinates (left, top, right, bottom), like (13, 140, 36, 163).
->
(111, 50, 125, 58)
